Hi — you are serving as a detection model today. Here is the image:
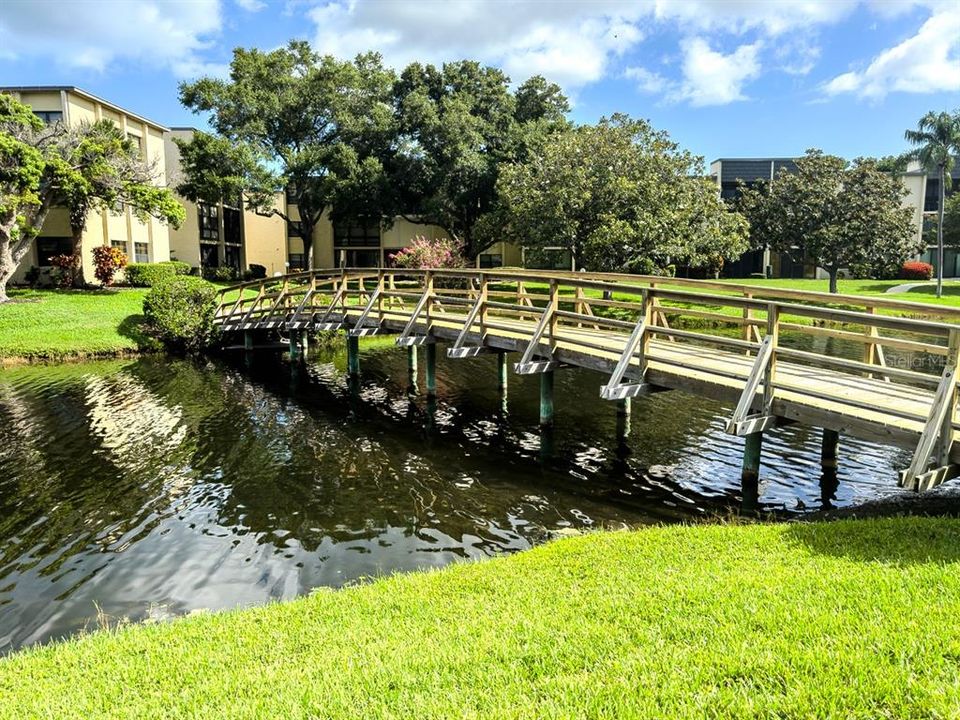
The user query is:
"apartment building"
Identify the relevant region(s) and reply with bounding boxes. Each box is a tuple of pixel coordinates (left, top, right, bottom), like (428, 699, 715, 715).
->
(711, 157, 930, 279)
(0, 86, 173, 283)
(163, 128, 287, 276)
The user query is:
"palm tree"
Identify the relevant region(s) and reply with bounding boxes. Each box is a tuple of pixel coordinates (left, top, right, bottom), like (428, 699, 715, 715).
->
(905, 110, 960, 298)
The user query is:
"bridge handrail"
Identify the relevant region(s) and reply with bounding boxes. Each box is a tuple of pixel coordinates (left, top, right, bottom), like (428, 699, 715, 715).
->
(216, 266, 960, 323)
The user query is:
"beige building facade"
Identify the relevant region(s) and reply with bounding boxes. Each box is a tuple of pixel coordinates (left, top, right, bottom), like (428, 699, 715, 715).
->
(1, 86, 172, 283)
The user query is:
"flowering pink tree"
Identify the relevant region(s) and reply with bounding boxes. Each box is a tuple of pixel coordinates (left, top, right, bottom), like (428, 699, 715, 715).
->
(390, 235, 466, 269)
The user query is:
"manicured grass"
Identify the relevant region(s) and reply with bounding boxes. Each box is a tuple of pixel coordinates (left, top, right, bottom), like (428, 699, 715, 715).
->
(0, 288, 151, 361)
(716, 277, 960, 309)
(3, 518, 960, 719)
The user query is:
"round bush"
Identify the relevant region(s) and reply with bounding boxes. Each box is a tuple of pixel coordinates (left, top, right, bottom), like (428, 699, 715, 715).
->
(159, 260, 192, 276)
(900, 261, 934, 281)
(143, 276, 220, 352)
(125, 262, 178, 287)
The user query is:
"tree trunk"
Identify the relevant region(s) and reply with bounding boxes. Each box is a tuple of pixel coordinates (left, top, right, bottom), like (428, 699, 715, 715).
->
(0, 245, 15, 303)
(70, 224, 84, 288)
(299, 225, 314, 271)
(937, 164, 946, 298)
(828, 266, 839, 294)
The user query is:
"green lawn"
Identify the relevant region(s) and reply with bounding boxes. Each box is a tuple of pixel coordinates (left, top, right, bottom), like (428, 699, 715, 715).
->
(0, 288, 151, 362)
(717, 277, 960, 309)
(2, 519, 960, 719)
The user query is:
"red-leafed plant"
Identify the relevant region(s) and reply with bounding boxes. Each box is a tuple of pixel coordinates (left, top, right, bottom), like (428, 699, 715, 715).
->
(48, 253, 81, 289)
(92, 246, 128, 286)
(900, 261, 934, 280)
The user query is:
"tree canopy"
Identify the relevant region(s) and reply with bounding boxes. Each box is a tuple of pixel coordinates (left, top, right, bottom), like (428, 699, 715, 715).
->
(489, 114, 748, 274)
(177, 41, 397, 266)
(0, 94, 183, 301)
(390, 62, 570, 259)
(739, 150, 918, 292)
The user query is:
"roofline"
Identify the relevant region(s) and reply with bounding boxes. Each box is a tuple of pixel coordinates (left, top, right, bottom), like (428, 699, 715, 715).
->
(710, 157, 800, 164)
(0, 85, 169, 132)
(168, 126, 201, 132)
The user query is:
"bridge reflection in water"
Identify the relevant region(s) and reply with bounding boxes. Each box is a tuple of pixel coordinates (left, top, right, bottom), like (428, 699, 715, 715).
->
(215, 268, 960, 497)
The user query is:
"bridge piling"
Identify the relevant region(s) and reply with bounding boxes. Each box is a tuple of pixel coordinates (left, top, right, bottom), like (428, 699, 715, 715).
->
(425, 344, 437, 397)
(616, 398, 631, 442)
(497, 351, 509, 413)
(347, 335, 360, 377)
(540, 371, 555, 427)
(288, 331, 302, 361)
(821, 429, 839, 471)
(741, 431, 763, 511)
(407, 346, 418, 390)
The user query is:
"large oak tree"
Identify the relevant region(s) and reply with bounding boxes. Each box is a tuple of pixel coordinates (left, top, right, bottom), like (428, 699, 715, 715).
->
(177, 41, 397, 268)
(490, 114, 748, 274)
(739, 150, 918, 293)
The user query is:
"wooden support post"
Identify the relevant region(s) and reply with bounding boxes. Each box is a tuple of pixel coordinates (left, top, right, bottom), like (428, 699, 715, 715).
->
(616, 397, 631, 441)
(347, 335, 360, 377)
(540, 370, 555, 427)
(288, 330, 301, 360)
(821, 428, 839, 472)
(497, 351, 508, 393)
(407, 345, 418, 386)
(244, 331, 253, 351)
(741, 431, 763, 511)
(425, 342, 437, 397)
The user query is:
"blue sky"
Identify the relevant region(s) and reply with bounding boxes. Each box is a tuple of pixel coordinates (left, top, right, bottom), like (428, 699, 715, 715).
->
(1, 0, 957, 166)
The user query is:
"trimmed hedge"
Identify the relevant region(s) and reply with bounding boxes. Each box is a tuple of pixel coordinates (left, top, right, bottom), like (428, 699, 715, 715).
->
(142, 276, 220, 352)
(900, 261, 934, 281)
(125, 263, 178, 287)
(159, 260, 192, 276)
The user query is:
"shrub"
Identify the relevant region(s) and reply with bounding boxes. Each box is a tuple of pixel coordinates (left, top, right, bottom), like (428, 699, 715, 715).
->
(48, 253, 81, 289)
(202, 266, 238, 282)
(92, 246, 128, 287)
(900, 261, 933, 281)
(125, 262, 177, 287)
(159, 260, 192, 276)
(390, 236, 465, 269)
(142, 276, 220, 353)
(248, 264, 267, 279)
(23, 266, 42, 288)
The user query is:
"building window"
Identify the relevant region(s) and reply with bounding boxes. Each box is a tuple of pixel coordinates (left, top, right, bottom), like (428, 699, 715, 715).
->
(288, 253, 305, 270)
(126, 132, 144, 157)
(224, 244, 241, 271)
(287, 220, 302, 237)
(223, 206, 242, 245)
(198, 203, 220, 241)
(333, 220, 381, 248)
(33, 110, 63, 125)
(478, 253, 503, 269)
(36, 237, 72, 266)
(200, 243, 219, 268)
(133, 243, 149, 263)
(339, 249, 380, 268)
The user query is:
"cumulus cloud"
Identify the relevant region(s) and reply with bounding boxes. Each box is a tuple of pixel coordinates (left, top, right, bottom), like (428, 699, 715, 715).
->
(310, 1, 648, 89)
(824, 7, 960, 99)
(0, 0, 222, 77)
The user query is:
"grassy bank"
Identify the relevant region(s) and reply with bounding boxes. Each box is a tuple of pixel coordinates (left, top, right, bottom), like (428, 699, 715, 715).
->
(2, 518, 960, 718)
(0, 288, 151, 362)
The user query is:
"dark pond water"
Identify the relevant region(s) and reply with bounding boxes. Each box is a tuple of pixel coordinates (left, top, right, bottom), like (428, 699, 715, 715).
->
(0, 340, 911, 653)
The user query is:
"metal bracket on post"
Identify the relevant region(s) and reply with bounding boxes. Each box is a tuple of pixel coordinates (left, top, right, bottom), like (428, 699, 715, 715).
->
(286, 281, 316, 330)
(600, 317, 650, 400)
(513, 283, 559, 375)
(349, 286, 383, 337)
(396, 279, 435, 347)
(447, 286, 490, 358)
(313, 285, 346, 331)
(725, 335, 778, 436)
(900, 364, 959, 491)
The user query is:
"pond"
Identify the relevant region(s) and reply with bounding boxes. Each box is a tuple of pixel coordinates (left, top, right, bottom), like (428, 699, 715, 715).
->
(0, 341, 908, 653)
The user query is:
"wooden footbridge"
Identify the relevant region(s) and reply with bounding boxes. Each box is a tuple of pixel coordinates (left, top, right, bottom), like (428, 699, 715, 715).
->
(215, 268, 960, 493)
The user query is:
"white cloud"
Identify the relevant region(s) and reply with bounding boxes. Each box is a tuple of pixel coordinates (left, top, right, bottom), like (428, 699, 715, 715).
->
(652, 0, 858, 35)
(0, 0, 223, 77)
(629, 38, 761, 106)
(310, 1, 649, 89)
(235, 0, 266, 10)
(824, 7, 960, 99)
